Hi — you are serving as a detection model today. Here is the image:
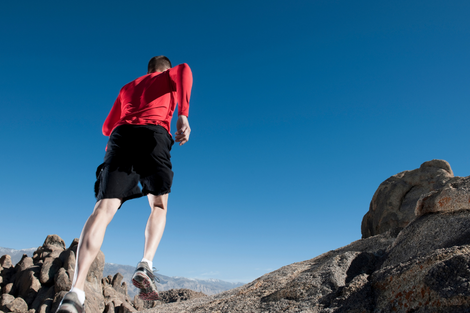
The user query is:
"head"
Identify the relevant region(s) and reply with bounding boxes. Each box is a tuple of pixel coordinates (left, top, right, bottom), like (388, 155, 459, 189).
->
(147, 55, 172, 74)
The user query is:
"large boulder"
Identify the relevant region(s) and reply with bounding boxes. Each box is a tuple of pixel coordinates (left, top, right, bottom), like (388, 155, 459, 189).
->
(361, 159, 454, 238)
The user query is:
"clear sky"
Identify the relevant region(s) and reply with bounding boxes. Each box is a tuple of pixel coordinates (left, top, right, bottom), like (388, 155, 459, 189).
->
(1, 0, 469, 283)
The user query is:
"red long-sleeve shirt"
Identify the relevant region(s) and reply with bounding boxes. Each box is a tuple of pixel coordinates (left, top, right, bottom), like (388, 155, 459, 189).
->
(102, 63, 193, 136)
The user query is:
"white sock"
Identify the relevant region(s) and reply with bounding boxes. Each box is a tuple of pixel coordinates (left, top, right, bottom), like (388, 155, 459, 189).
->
(70, 287, 85, 305)
(141, 258, 153, 269)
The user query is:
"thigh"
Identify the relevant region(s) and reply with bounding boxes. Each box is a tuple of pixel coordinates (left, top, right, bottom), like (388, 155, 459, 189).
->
(93, 198, 122, 215)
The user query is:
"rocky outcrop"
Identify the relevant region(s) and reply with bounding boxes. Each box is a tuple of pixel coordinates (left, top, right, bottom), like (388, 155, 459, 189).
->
(134, 160, 470, 313)
(0, 235, 136, 313)
(361, 159, 454, 238)
(0, 236, 208, 313)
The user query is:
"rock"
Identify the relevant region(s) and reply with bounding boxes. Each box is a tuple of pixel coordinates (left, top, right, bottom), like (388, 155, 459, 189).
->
(0, 256, 12, 269)
(33, 235, 66, 261)
(361, 159, 454, 238)
(1, 294, 29, 312)
(0, 294, 14, 310)
(111, 272, 127, 296)
(325, 273, 373, 313)
(117, 300, 137, 313)
(16, 256, 34, 272)
(15, 266, 41, 306)
(39, 257, 62, 285)
(3, 283, 13, 295)
(133, 296, 159, 311)
(372, 245, 470, 312)
(83, 251, 105, 313)
(67, 239, 79, 255)
(31, 286, 54, 312)
(61, 249, 75, 283)
(104, 301, 115, 313)
(159, 289, 207, 303)
(416, 176, 470, 216)
(102, 273, 136, 313)
(0, 257, 16, 289)
(42, 235, 66, 251)
(54, 268, 71, 293)
(383, 210, 470, 268)
(50, 291, 67, 313)
(4, 297, 28, 312)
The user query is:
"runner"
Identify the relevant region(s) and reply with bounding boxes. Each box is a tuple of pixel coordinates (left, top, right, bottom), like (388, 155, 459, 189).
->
(56, 56, 193, 313)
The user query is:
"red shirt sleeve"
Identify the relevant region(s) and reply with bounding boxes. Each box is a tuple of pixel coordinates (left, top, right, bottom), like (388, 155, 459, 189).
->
(102, 92, 122, 136)
(168, 63, 193, 117)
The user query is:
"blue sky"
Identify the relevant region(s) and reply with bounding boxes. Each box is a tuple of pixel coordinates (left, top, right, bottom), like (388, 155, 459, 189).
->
(1, 0, 469, 283)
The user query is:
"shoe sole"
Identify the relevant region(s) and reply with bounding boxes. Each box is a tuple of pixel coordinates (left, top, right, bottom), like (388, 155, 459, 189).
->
(56, 303, 83, 313)
(132, 272, 159, 300)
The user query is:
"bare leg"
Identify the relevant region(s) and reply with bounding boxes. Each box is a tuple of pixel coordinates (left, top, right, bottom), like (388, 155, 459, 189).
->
(143, 193, 168, 262)
(72, 198, 122, 290)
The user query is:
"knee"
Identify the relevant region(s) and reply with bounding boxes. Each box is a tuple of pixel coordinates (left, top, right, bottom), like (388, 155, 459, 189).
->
(149, 200, 167, 212)
(148, 194, 168, 212)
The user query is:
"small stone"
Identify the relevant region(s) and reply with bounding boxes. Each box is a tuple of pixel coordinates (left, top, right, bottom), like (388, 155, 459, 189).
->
(117, 301, 137, 313)
(3, 283, 13, 294)
(5, 297, 28, 312)
(1, 293, 15, 308)
(104, 301, 115, 313)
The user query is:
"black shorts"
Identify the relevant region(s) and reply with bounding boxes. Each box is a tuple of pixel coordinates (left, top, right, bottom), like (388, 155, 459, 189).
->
(94, 124, 174, 203)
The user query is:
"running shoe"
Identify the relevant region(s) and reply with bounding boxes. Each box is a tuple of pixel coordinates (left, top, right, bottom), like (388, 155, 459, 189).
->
(132, 261, 160, 300)
(56, 292, 84, 313)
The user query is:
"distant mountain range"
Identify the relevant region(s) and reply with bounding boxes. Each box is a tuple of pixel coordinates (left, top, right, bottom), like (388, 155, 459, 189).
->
(0, 247, 37, 264)
(0, 247, 244, 297)
(104, 263, 244, 297)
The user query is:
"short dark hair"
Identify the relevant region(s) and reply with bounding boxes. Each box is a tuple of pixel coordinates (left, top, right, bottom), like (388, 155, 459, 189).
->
(148, 56, 172, 73)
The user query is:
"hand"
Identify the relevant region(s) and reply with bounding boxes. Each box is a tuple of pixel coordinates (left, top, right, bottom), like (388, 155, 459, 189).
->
(175, 115, 191, 146)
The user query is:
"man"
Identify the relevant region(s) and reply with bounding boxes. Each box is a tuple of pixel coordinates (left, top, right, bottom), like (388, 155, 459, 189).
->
(57, 56, 193, 313)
